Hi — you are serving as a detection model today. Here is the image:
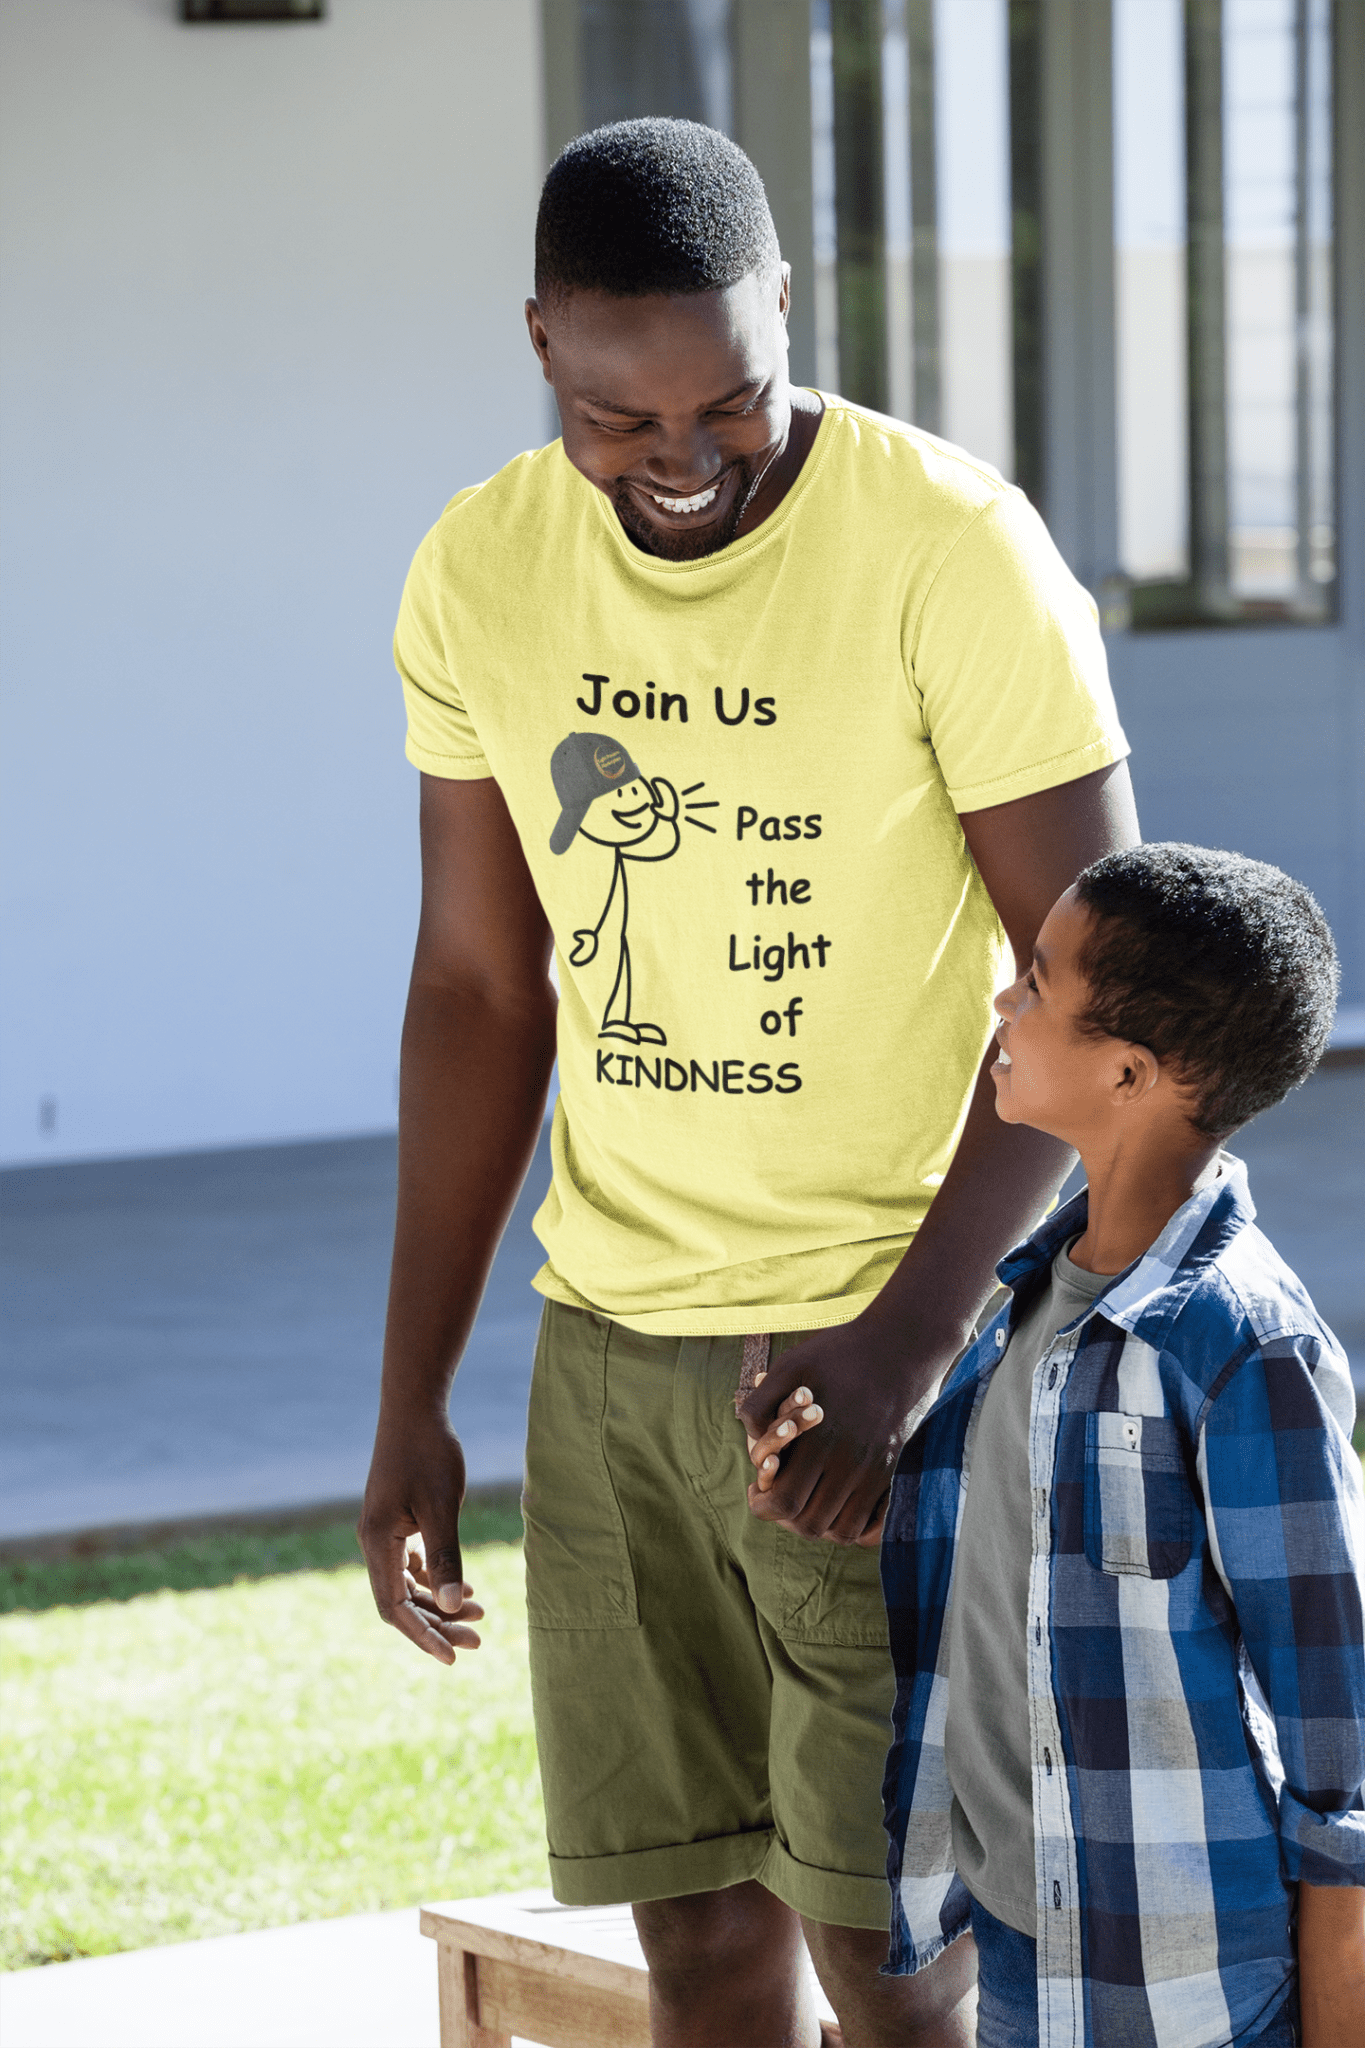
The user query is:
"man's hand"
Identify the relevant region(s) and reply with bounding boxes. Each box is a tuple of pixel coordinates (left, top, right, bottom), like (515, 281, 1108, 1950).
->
(569, 928, 599, 965)
(359, 1416, 483, 1665)
(739, 760, 1139, 1546)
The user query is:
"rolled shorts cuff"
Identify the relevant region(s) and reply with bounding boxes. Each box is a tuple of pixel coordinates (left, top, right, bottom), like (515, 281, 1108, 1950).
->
(548, 1830, 891, 1933)
(548, 1831, 771, 1909)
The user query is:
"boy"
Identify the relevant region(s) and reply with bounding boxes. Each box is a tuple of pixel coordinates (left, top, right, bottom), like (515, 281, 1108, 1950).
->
(753, 844, 1365, 2045)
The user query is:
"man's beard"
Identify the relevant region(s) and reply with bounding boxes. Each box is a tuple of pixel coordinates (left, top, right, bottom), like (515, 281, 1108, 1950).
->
(610, 457, 761, 562)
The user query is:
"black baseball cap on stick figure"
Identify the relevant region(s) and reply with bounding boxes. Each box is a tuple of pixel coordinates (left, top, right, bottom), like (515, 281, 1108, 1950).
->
(549, 732, 642, 853)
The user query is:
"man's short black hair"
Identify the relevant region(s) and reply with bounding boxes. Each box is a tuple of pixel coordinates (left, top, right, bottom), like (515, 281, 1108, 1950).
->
(1074, 843, 1338, 1137)
(535, 117, 780, 304)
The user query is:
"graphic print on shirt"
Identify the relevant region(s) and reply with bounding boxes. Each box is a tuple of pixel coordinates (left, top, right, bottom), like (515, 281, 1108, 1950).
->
(549, 730, 715, 1045)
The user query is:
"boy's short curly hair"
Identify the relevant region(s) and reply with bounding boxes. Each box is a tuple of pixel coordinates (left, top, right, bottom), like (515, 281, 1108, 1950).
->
(1074, 844, 1339, 1137)
(535, 117, 780, 305)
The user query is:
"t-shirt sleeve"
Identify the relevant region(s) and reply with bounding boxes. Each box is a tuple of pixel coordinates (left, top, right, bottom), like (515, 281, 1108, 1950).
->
(909, 487, 1128, 813)
(394, 510, 493, 781)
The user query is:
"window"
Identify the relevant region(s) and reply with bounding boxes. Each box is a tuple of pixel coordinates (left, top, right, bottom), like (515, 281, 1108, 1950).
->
(812, 0, 1013, 474)
(551, 0, 1338, 630)
(1115, 0, 1336, 625)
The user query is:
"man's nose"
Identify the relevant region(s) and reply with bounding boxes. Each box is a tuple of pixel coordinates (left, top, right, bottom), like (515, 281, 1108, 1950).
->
(644, 420, 723, 492)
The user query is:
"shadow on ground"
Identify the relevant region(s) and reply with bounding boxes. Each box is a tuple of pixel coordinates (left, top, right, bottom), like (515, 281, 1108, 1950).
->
(1, 1067, 1359, 1551)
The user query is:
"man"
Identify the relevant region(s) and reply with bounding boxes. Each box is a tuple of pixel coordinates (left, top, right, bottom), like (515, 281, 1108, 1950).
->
(360, 118, 1139, 2048)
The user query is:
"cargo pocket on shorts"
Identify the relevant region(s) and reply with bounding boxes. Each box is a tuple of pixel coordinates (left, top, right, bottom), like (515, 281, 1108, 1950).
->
(522, 1304, 640, 1631)
(1083, 1411, 1192, 1579)
(772, 1524, 890, 1647)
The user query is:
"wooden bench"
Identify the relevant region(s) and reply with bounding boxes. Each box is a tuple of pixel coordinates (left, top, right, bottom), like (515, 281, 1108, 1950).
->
(420, 1888, 837, 2047)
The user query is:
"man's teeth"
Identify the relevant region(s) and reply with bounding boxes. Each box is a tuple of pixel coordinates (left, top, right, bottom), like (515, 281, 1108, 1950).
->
(652, 486, 718, 514)
(997, 1048, 1012, 1066)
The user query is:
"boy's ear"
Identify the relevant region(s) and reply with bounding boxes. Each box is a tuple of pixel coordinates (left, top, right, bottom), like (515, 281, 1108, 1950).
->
(1112, 1041, 1161, 1106)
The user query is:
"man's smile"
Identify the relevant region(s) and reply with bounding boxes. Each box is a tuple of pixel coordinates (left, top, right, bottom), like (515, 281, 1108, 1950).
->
(624, 464, 740, 533)
(650, 484, 718, 513)
(612, 800, 654, 827)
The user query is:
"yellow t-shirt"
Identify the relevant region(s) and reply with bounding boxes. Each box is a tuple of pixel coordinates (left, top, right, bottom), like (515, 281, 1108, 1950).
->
(396, 398, 1127, 1335)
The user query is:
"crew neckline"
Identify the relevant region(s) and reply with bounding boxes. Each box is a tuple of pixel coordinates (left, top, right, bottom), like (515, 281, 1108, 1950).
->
(582, 391, 840, 576)
(1057, 1237, 1120, 1292)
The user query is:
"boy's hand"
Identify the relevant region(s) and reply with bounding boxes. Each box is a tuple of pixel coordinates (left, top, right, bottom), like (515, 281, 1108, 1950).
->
(745, 1378, 825, 1493)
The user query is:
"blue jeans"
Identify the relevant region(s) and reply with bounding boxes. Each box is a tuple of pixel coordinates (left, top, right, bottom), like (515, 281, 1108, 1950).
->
(969, 1896, 1299, 2048)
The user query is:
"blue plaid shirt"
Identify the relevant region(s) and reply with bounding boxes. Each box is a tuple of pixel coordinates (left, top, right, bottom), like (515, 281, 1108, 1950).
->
(880, 1156, 1365, 2048)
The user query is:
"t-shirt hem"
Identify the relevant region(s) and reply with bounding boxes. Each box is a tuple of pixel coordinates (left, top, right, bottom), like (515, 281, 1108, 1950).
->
(958, 1867, 1037, 1942)
(948, 732, 1128, 814)
(404, 733, 493, 779)
(531, 1262, 881, 1336)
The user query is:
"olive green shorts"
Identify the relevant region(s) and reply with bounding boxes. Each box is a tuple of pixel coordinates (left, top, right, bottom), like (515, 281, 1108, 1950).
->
(522, 1300, 894, 1931)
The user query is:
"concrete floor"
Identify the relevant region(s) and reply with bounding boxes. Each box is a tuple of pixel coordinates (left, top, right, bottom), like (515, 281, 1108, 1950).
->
(0, 1892, 839, 2048)
(0, 1910, 443, 2048)
(1, 1068, 1360, 1545)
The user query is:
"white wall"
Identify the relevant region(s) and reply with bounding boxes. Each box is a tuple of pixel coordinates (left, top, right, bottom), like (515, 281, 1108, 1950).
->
(0, 0, 546, 1166)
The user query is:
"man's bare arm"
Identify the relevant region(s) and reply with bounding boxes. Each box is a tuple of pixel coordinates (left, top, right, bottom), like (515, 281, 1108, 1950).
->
(359, 774, 557, 1661)
(740, 758, 1140, 1544)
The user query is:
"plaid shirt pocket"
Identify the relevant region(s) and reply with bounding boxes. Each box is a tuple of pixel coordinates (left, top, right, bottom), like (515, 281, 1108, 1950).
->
(1083, 1411, 1192, 1579)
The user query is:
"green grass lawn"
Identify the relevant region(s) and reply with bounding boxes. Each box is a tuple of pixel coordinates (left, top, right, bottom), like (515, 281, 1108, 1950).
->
(0, 1526, 545, 1972)
(4, 1450, 1361, 1975)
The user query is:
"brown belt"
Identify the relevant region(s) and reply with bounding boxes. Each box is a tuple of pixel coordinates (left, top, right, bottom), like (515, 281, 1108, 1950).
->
(734, 1330, 772, 1415)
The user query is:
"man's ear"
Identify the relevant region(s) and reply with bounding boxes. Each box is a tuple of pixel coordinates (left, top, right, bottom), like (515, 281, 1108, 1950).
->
(777, 260, 792, 326)
(1113, 1042, 1161, 1106)
(525, 297, 554, 382)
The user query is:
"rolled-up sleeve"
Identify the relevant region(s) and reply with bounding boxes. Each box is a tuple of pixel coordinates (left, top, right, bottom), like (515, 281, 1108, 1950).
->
(1201, 1334, 1365, 1887)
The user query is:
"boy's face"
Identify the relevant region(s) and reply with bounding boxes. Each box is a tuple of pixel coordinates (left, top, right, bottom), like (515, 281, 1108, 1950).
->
(991, 887, 1121, 1142)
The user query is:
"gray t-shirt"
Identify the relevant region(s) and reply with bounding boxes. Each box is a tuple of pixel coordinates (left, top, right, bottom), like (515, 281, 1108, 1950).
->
(944, 1239, 1115, 1937)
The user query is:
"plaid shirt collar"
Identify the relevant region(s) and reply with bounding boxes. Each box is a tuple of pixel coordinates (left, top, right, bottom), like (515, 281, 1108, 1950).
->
(992, 1150, 1256, 1349)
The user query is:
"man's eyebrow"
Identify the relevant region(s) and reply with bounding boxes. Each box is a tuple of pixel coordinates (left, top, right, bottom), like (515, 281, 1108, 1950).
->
(1031, 945, 1049, 981)
(581, 378, 762, 417)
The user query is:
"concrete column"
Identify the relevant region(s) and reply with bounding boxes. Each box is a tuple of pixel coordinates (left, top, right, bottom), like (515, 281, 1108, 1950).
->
(732, 0, 818, 387)
(541, 0, 584, 162)
(830, 0, 887, 409)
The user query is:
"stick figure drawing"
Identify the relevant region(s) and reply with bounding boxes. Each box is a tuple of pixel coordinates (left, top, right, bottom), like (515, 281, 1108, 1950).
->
(549, 730, 686, 1045)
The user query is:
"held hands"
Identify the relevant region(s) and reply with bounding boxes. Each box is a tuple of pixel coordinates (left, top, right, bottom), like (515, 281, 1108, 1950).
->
(738, 1319, 951, 1547)
(745, 1376, 825, 1491)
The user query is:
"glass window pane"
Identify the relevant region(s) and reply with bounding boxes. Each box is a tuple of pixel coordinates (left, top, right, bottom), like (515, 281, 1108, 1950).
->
(1116, 0, 1335, 626)
(814, 0, 1011, 470)
(1225, 0, 1334, 605)
(1114, 0, 1188, 580)
(1225, 0, 1299, 599)
(934, 0, 1012, 477)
